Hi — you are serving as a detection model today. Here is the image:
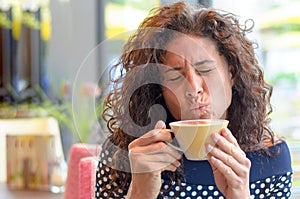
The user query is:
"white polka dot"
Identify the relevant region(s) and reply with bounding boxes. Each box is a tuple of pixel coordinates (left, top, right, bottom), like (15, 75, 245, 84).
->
(265, 178, 271, 183)
(250, 195, 255, 199)
(208, 186, 214, 190)
(100, 169, 105, 175)
(180, 191, 186, 197)
(103, 177, 108, 182)
(250, 184, 255, 189)
(259, 194, 265, 198)
(202, 191, 208, 196)
(213, 191, 219, 196)
(197, 185, 203, 190)
(118, 189, 123, 193)
(105, 150, 109, 155)
(108, 157, 113, 162)
(101, 153, 104, 158)
(265, 188, 270, 194)
(164, 184, 169, 189)
(197, 196, 202, 199)
(255, 189, 260, 194)
(277, 192, 283, 197)
(175, 186, 180, 191)
(281, 176, 287, 181)
(191, 191, 197, 196)
(186, 197, 191, 199)
(260, 183, 265, 188)
(106, 184, 111, 189)
(169, 191, 175, 196)
(270, 196, 276, 199)
(208, 196, 213, 199)
(219, 197, 224, 199)
(283, 188, 288, 192)
(103, 192, 108, 197)
(105, 167, 110, 172)
(186, 186, 192, 191)
(98, 180, 102, 185)
(279, 184, 284, 189)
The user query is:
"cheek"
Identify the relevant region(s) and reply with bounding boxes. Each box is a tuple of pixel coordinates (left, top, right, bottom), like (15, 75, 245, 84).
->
(162, 87, 181, 120)
(206, 73, 232, 116)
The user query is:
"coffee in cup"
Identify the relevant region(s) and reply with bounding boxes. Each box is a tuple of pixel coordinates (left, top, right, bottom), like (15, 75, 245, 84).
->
(168, 119, 229, 160)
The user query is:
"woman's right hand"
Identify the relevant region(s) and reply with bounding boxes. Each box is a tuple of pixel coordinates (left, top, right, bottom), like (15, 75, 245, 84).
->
(126, 120, 182, 199)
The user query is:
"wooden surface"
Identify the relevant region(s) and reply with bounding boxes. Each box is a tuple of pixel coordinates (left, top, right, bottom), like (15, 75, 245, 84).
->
(0, 183, 63, 199)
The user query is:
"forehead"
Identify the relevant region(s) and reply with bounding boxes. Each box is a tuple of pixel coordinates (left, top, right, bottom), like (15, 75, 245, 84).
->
(164, 36, 218, 63)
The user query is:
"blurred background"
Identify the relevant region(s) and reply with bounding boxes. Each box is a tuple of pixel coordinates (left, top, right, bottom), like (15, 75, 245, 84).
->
(0, 0, 299, 197)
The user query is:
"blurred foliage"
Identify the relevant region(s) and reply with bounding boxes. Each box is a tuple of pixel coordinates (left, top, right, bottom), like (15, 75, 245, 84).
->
(266, 72, 300, 85)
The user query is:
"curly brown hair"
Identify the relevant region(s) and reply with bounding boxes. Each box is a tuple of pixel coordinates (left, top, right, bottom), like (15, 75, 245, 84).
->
(100, 1, 275, 197)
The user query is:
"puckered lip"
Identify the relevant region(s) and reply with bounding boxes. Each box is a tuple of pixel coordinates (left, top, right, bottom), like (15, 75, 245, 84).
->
(190, 103, 208, 111)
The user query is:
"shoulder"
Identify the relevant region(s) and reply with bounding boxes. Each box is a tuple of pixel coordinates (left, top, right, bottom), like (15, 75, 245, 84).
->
(97, 137, 131, 172)
(246, 141, 293, 182)
(95, 138, 130, 198)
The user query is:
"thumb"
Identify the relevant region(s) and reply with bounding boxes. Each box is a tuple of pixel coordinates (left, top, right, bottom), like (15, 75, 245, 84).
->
(154, 120, 166, 129)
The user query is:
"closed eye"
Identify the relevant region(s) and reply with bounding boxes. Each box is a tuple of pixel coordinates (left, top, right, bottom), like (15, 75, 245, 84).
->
(195, 68, 216, 75)
(168, 75, 183, 81)
(164, 66, 183, 81)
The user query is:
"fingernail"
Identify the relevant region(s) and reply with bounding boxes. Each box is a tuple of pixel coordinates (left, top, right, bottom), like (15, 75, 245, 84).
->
(206, 144, 214, 153)
(155, 120, 165, 129)
(222, 128, 231, 136)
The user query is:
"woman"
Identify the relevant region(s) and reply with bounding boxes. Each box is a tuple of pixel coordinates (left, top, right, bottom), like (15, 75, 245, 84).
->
(95, 1, 292, 198)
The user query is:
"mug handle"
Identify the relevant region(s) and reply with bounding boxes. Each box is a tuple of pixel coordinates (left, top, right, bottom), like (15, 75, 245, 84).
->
(163, 129, 184, 152)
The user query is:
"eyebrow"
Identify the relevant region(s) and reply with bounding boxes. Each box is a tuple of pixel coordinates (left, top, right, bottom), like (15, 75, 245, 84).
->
(193, 60, 214, 67)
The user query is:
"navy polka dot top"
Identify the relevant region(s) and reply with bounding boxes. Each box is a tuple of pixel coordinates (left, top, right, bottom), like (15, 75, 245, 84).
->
(95, 140, 293, 199)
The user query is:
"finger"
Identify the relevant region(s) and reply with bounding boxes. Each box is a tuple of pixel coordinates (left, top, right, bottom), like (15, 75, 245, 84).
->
(211, 131, 246, 159)
(130, 141, 182, 160)
(212, 135, 246, 164)
(130, 152, 181, 173)
(207, 144, 251, 176)
(209, 156, 240, 185)
(220, 128, 240, 148)
(163, 163, 180, 172)
(129, 129, 173, 148)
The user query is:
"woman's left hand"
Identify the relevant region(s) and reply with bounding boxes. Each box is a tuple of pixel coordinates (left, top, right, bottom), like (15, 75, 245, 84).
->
(206, 128, 251, 199)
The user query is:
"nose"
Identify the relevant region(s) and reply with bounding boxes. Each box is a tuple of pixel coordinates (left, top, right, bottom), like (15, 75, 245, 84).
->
(185, 69, 204, 99)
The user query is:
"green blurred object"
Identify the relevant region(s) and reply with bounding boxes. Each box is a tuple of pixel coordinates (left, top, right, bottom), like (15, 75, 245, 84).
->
(258, 1, 300, 50)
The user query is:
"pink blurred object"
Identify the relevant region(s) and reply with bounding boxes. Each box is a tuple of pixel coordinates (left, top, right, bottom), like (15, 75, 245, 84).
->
(64, 144, 101, 199)
(79, 157, 98, 199)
